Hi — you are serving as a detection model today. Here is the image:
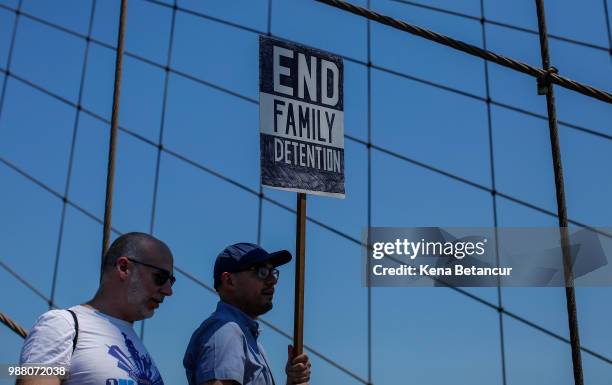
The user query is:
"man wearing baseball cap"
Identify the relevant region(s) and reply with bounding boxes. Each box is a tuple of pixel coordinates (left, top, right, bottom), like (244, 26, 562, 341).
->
(183, 243, 311, 385)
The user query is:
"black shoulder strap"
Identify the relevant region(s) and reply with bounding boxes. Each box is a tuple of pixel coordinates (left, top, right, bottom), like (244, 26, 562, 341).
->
(66, 309, 79, 353)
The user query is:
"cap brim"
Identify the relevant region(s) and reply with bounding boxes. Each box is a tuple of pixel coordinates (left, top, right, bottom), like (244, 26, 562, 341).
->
(267, 250, 292, 267)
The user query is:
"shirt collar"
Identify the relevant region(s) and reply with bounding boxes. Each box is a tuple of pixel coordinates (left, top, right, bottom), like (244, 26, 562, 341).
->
(216, 301, 261, 338)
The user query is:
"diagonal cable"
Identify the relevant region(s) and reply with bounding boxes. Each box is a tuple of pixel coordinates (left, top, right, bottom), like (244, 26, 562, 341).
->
(2, 65, 611, 250)
(1, 2, 609, 145)
(2, 131, 612, 368)
(5, 63, 612, 249)
(0, 310, 27, 338)
(173, 266, 369, 384)
(479, 0, 507, 384)
(142, 0, 178, 342)
(0, 0, 23, 120)
(388, 0, 610, 52)
(313, 0, 612, 103)
(604, 0, 612, 62)
(0, 1, 608, 380)
(49, 0, 98, 311)
(0, 159, 369, 384)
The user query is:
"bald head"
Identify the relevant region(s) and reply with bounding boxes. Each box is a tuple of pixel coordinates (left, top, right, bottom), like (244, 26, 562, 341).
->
(103, 232, 172, 273)
(94, 232, 174, 322)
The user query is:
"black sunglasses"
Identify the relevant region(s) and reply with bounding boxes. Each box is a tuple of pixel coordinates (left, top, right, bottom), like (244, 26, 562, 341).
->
(127, 257, 176, 287)
(235, 265, 280, 281)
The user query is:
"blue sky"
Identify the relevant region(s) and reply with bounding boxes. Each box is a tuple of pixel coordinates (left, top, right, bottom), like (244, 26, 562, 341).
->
(1, 0, 611, 384)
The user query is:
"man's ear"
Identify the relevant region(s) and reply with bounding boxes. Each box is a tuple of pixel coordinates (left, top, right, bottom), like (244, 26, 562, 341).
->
(221, 272, 234, 289)
(115, 256, 130, 280)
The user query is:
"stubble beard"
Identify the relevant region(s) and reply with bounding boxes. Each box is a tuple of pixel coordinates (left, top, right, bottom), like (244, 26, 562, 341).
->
(127, 269, 155, 320)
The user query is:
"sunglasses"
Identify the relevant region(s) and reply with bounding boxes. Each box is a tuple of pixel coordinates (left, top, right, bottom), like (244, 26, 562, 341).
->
(127, 257, 176, 287)
(236, 265, 280, 281)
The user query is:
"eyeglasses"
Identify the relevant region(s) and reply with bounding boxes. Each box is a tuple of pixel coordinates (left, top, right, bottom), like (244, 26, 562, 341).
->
(126, 257, 176, 287)
(236, 265, 280, 281)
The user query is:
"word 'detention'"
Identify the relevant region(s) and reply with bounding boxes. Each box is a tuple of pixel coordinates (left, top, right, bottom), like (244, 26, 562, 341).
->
(259, 36, 345, 198)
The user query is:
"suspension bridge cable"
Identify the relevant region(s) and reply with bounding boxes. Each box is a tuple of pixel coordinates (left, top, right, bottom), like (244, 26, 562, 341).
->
(313, 0, 612, 104)
(1, 185, 610, 370)
(479, 0, 507, 383)
(388, 0, 611, 52)
(0, 310, 27, 339)
(257, 0, 273, 246)
(1, 3, 609, 145)
(0, 191, 369, 384)
(0, 0, 22, 120)
(2, 0, 607, 380)
(3, 65, 611, 247)
(2, 139, 612, 368)
(366, 1, 373, 383)
(604, 0, 612, 62)
(142, 0, 178, 342)
(49, 0, 97, 311)
(101, 0, 128, 276)
(2, 63, 611, 243)
(172, 266, 369, 385)
(534, 1, 584, 384)
(0, 260, 54, 306)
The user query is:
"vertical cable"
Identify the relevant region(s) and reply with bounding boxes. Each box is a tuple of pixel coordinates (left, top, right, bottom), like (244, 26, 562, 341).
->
(142, 0, 178, 340)
(100, 0, 128, 275)
(49, 0, 98, 309)
(0, 0, 23, 120)
(366, 0, 372, 383)
(0, 9, 24, 338)
(479, 1, 507, 385)
(258, 0, 273, 245)
(534, 1, 584, 384)
(604, 0, 612, 63)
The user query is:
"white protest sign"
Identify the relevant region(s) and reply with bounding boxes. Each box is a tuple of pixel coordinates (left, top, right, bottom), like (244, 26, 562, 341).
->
(259, 36, 345, 198)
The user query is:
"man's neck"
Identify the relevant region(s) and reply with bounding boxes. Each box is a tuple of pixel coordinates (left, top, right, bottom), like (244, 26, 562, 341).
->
(87, 292, 134, 323)
(221, 299, 258, 320)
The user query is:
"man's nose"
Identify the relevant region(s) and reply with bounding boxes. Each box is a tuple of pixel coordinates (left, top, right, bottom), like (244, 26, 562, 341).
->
(160, 280, 173, 296)
(266, 274, 278, 285)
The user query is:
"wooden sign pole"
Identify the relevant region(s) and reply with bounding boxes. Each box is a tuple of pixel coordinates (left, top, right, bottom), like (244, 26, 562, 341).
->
(293, 192, 307, 356)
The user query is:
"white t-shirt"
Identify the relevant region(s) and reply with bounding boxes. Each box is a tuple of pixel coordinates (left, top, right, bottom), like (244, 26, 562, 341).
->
(20, 305, 164, 385)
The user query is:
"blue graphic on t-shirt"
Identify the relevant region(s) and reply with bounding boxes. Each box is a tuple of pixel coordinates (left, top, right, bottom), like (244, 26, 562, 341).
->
(105, 380, 135, 385)
(107, 332, 164, 385)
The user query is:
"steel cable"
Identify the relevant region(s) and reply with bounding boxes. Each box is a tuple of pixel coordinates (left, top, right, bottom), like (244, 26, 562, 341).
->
(479, 0, 507, 383)
(314, 0, 612, 104)
(2, 65, 611, 246)
(388, 0, 611, 52)
(1, 3, 609, 144)
(101, 0, 128, 274)
(49, 0, 98, 311)
(534, 1, 584, 384)
(0, 158, 612, 368)
(0, 311, 27, 339)
(0, 1, 610, 381)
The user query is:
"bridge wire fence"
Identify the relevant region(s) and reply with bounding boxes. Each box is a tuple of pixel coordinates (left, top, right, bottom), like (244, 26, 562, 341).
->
(1, 0, 612, 384)
(478, 1, 507, 384)
(2, 153, 612, 379)
(390, 0, 612, 53)
(140, 0, 178, 341)
(48, 0, 98, 313)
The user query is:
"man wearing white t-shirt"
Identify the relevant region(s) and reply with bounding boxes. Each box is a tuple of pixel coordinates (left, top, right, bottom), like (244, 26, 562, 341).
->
(17, 232, 175, 385)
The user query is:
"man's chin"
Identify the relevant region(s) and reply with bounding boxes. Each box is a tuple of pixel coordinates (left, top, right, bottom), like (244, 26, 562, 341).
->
(253, 301, 273, 317)
(261, 302, 273, 314)
(140, 307, 155, 320)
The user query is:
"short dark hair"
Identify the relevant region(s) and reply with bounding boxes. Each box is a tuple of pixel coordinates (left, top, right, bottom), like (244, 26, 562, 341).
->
(102, 232, 161, 271)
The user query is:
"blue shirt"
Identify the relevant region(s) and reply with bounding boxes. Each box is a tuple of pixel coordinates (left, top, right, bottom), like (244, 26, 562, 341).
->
(184, 301, 276, 385)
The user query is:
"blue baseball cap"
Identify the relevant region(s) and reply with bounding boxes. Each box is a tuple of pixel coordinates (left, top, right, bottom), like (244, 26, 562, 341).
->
(214, 243, 292, 289)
